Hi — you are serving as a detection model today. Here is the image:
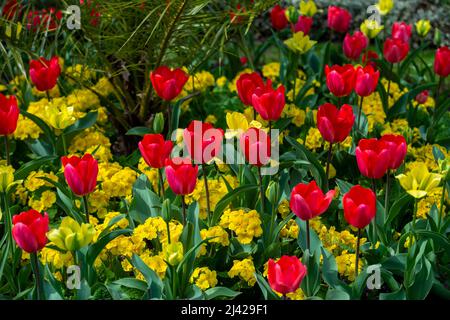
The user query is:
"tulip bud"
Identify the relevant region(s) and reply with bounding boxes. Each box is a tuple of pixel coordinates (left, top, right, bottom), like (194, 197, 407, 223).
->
(265, 181, 280, 204)
(415, 20, 431, 37)
(434, 28, 442, 46)
(163, 242, 184, 266)
(0, 165, 14, 193)
(438, 158, 450, 181)
(162, 198, 171, 222)
(47, 217, 96, 251)
(285, 6, 300, 24)
(153, 112, 165, 134)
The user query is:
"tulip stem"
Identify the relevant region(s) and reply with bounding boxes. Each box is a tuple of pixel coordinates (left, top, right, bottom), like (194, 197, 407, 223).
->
(357, 96, 364, 130)
(258, 167, 265, 215)
(3, 135, 10, 166)
(355, 228, 361, 279)
(30, 252, 44, 300)
(82, 195, 90, 223)
(46, 90, 51, 102)
(167, 103, 172, 140)
(158, 168, 165, 199)
(325, 143, 333, 187)
(181, 195, 187, 225)
(371, 179, 377, 246)
(2, 192, 14, 257)
(438, 182, 446, 230)
(386, 63, 393, 99)
(306, 220, 310, 252)
(384, 170, 390, 218)
(61, 134, 67, 156)
(202, 165, 212, 226)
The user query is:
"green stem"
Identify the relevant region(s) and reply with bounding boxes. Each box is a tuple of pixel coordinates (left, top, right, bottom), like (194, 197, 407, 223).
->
(355, 228, 361, 279)
(61, 133, 67, 155)
(325, 143, 333, 189)
(181, 195, 186, 226)
(357, 96, 364, 129)
(166, 103, 172, 140)
(30, 252, 44, 300)
(2, 193, 14, 257)
(384, 170, 390, 218)
(258, 167, 265, 215)
(412, 198, 417, 242)
(82, 195, 90, 223)
(306, 219, 310, 252)
(202, 165, 212, 226)
(3, 135, 10, 166)
(438, 182, 446, 230)
(386, 63, 393, 100)
(158, 168, 165, 199)
(46, 90, 51, 102)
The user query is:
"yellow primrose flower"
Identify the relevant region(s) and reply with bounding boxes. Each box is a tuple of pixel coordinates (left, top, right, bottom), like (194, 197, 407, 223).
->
(225, 111, 262, 139)
(415, 20, 431, 37)
(162, 241, 184, 266)
(47, 217, 96, 251)
(190, 267, 218, 291)
(396, 163, 442, 199)
(299, 0, 317, 17)
(376, 0, 394, 15)
(284, 31, 317, 55)
(360, 19, 384, 39)
(0, 165, 15, 193)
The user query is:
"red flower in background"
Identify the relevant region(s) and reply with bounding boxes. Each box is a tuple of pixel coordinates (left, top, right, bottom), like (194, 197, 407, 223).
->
(380, 134, 407, 170)
(327, 6, 351, 33)
(290, 180, 335, 221)
(415, 90, 429, 104)
(268, 256, 307, 295)
(343, 185, 377, 229)
(355, 65, 380, 97)
(150, 66, 189, 101)
(355, 138, 390, 179)
(294, 16, 313, 35)
(391, 22, 412, 43)
(183, 120, 224, 164)
(165, 157, 198, 195)
(325, 64, 356, 97)
(80, 0, 101, 27)
(362, 50, 379, 69)
(236, 72, 264, 106)
(139, 134, 173, 169)
(61, 154, 99, 196)
(251, 79, 285, 121)
(29, 56, 61, 92)
(27, 8, 62, 31)
(270, 5, 288, 30)
(12, 210, 49, 253)
(317, 103, 354, 143)
(343, 31, 368, 60)
(434, 46, 450, 78)
(2, 0, 20, 20)
(0, 94, 19, 136)
(383, 37, 409, 63)
(239, 128, 271, 167)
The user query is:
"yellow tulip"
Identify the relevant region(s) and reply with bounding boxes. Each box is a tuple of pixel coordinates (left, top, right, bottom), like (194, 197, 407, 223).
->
(0, 165, 14, 193)
(284, 31, 317, 55)
(376, 0, 394, 15)
(225, 112, 261, 139)
(43, 100, 77, 130)
(360, 19, 384, 39)
(163, 241, 184, 266)
(415, 20, 431, 37)
(396, 163, 442, 199)
(47, 217, 96, 251)
(299, 0, 317, 17)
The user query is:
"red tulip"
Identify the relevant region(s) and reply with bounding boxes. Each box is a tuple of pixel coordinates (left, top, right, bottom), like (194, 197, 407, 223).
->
(355, 65, 380, 97)
(362, 50, 379, 69)
(80, 0, 101, 27)
(415, 90, 429, 104)
(12, 210, 49, 253)
(150, 66, 189, 101)
(165, 157, 198, 195)
(183, 120, 224, 164)
(343, 185, 376, 229)
(325, 64, 356, 97)
(240, 56, 248, 66)
(26, 8, 62, 31)
(355, 138, 390, 179)
(343, 31, 368, 60)
(29, 56, 61, 92)
(270, 5, 288, 30)
(391, 22, 412, 43)
(294, 16, 313, 35)
(290, 180, 335, 220)
(236, 72, 264, 106)
(380, 134, 407, 170)
(139, 134, 173, 169)
(2, 0, 20, 20)
(61, 154, 98, 196)
(0, 94, 19, 136)
(434, 46, 450, 78)
(383, 37, 409, 64)
(239, 128, 271, 167)
(251, 79, 285, 121)
(268, 255, 307, 295)
(327, 6, 351, 33)
(317, 103, 354, 143)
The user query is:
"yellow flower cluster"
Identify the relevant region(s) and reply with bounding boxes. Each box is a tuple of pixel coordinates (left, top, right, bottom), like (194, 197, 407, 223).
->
(280, 219, 300, 239)
(184, 71, 215, 92)
(200, 226, 230, 247)
(40, 246, 74, 269)
(69, 129, 112, 162)
(138, 158, 160, 192)
(277, 199, 291, 219)
(382, 119, 420, 143)
(219, 209, 263, 244)
(315, 222, 366, 256)
(282, 104, 306, 127)
(24, 170, 58, 192)
(28, 190, 56, 212)
(190, 267, 218, 291)
(65, 64, 94, 83)
(335, 251, 363, 281)
(100, 163, 138, 198)
(124, 252, 168, 280)
(408, 145, 448, 172)
(416, 187, 446, 219)
(228, 258, 256, 286)
(262, 62, 280, 81)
